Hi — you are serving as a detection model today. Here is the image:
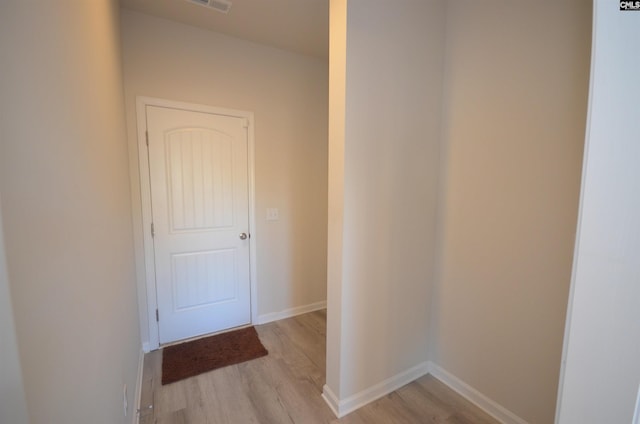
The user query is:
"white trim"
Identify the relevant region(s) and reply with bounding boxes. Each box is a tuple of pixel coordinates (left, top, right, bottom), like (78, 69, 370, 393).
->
(256, 301, 327, 325)
(427, 362, 528, 424)
(323, 361, 430, 418)
(554, 3, 598, 423)
(247, 117, 258, 327)
(135, 97, 159, 350)
(132, 349, 144, 424)
(133, 96, 257, 351)
(633, 382, 640, 424)
(322, 384, 341, 417)
(321, 361, 527, 422)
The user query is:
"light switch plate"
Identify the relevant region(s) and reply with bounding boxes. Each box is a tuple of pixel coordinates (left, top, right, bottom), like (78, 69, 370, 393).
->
(266, 208, 279, 221)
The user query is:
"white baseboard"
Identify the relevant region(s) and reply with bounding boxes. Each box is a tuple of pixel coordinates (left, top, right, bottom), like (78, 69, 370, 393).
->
(323, 361, 430, 418)
(322, 361, 526, 422)
(132, 349, 144, 424)
(427, 362, 528, 424)
(322, 385, 341, 417)
(256, 300, 326, 325)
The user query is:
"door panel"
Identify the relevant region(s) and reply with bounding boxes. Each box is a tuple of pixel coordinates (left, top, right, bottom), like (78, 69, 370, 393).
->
(146, 105, 250, 344)
(166, 129, 234, 231)
(171, 249, 237, 309)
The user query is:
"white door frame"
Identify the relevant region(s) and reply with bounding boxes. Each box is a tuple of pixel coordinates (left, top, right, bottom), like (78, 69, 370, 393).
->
(135, 96, 257, 351)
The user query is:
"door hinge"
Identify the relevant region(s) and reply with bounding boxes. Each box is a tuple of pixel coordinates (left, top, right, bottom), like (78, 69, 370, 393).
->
(151, 222, 155, 238)
(145, 130, 149, 146)
(155, 309, 159, 322)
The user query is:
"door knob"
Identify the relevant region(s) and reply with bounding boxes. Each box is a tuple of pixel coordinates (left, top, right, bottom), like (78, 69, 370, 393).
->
(239, 233, 248, 240)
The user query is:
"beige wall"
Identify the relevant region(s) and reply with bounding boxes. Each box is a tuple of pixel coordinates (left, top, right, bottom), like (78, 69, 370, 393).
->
(0, 1, 141, 423)
(430, 1, 591, 423)
(557, 2, 640, 422)
(119, 10, 328, 344)
(326, 0, 445, 407)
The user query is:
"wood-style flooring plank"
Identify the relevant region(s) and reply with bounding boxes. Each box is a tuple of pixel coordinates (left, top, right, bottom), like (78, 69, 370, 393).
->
(155, 409, 187, 424)
(139, 310, 500, 424)
(416, 375, 498, 424)
(256, 322, 325, 392)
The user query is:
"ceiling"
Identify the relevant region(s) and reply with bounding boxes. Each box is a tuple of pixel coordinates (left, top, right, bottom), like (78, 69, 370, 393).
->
(120, 0, 329, 60)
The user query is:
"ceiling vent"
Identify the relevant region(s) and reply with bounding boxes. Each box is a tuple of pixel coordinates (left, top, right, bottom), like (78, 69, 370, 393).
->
(186, 0, 232, 14)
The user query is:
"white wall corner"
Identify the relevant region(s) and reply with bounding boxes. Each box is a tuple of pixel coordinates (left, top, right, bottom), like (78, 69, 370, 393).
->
(324, 362, 430, 418)
(427, 362, 528, 424)
(256, 301, 326, 325)
(133, 348, 145, 424)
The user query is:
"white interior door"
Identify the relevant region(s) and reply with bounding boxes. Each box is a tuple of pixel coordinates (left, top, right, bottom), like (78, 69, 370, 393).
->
(146, 105, 251, 344)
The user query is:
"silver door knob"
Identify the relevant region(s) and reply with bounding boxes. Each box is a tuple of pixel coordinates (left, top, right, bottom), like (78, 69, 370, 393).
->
(239, 233, 248, 240)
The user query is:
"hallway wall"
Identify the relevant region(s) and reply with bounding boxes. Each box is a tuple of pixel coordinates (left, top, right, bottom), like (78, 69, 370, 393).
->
(0, 1, 141, 422)
(326, 0, 446, 413)
(430, 1, 592, 422)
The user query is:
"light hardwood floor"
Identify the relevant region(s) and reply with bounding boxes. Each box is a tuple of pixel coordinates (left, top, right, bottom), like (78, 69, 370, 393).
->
(139, 310, 499, 424)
